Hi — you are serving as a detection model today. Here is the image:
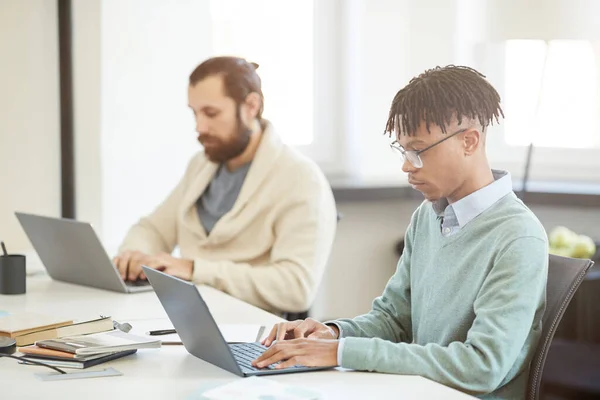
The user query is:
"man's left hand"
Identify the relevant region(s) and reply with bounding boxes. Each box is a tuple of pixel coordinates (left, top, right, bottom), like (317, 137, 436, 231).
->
(252, 338, 339, 370)
(142, 253, 193, 281)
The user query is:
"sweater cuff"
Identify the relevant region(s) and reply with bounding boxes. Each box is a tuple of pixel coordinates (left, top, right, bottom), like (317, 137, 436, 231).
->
(324, 321, 344, 338)
(337, 338, 345, 366)
(192, 258, 219, 284)
(339, 336, 373, 370)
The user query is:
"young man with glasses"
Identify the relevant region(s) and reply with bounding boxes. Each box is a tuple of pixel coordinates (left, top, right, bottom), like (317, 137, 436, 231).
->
(254, 66, 548, 399)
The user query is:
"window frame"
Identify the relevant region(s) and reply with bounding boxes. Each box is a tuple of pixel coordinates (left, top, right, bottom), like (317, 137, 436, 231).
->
(208, 0, 342, 171)
(476, 42, 600, 184)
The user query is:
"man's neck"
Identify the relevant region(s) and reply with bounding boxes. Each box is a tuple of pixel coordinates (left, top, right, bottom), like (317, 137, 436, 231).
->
(225, 121, 263, 172)
(447, 161, 495, 204)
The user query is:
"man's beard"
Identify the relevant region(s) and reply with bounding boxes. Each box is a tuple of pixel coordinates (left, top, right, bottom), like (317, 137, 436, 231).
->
(198, 114, 252, 163)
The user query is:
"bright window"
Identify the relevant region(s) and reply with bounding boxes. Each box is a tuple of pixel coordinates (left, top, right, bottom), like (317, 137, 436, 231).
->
(504, 40, 598, 148)
(210, 0, 314, 146)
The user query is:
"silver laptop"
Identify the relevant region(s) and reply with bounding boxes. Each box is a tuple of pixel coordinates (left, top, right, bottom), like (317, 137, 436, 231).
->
(15, 212, 152, 293)
(143, 266, 331, 377)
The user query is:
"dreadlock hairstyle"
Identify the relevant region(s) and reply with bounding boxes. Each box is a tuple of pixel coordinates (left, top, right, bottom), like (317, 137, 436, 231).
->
(384, 65, 504, 137)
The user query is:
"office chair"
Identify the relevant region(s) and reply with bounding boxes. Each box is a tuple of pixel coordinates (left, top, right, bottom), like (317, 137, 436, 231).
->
(536, 246, 600, 399)
(541, 338, 600, 399)
(526, 254, 594, 400)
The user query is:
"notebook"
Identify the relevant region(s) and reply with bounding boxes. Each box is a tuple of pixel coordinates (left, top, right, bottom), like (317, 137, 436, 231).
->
(36, 330, 161, 355)
(20, 349, 137, 369)
(20, 344, 104, 359)
(0, 313, 73, 339)
(13, 316, 113, 346)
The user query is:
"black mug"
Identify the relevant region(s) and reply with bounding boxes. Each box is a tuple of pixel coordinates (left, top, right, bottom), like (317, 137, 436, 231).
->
(0, 254, 26, 295)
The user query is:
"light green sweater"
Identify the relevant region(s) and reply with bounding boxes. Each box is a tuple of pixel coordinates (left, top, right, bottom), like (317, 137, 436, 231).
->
(335, 193, 548, 399)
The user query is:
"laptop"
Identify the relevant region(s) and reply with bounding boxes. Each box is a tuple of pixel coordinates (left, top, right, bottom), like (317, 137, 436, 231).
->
(143, 266, 331, 377)
(15, 212, 152, 293)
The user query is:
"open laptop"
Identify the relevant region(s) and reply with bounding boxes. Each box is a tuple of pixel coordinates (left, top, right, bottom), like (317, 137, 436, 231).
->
(15, 212, 152, 293)
(143, 266, 331, 377)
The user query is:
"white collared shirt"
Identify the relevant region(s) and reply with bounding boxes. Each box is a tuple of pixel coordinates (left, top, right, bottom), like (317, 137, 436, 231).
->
(432, 170, 513, 236)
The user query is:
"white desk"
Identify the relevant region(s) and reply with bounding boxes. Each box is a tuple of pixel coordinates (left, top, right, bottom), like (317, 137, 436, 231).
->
(1, 274, 475, 400)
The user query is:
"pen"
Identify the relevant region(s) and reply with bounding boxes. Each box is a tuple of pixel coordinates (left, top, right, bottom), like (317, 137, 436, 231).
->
(147, 329, 177, 336)
(255, 326, 265, 342)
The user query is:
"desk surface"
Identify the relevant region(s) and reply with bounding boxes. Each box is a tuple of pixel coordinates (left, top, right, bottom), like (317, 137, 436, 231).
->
(1, 274, 475, 400)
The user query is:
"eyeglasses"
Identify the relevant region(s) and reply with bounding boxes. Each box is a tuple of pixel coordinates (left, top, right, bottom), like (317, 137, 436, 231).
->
(389, 128, 468, 168)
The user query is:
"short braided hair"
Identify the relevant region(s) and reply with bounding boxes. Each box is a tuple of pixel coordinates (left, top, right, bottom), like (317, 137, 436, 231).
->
(384, 65, 504, 137)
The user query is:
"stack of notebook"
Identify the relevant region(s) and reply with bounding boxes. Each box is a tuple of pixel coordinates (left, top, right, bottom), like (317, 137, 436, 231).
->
(18, 345, 137, 369)
(19, 330, 161, 369)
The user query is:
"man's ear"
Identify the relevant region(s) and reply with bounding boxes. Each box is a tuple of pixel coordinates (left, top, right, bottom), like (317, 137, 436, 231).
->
(242, 92, 262, 120)
(463, 129, 481, 155)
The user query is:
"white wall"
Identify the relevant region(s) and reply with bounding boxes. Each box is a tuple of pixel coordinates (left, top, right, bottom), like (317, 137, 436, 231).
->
(100, 0, 212, 250)
(70, 0, 213, 250)
(312, 198, 421, 319)
(0, 0, 61, 253)
(336, 0, 412, 184)
(73, 0, 102, 235)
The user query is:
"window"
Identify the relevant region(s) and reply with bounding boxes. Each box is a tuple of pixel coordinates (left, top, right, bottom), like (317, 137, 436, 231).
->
(504, 40, 598, 148)
(210, 0, 314, 146)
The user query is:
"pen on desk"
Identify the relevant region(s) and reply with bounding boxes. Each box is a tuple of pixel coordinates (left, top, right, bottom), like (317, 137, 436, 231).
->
(255, 326, 265, 342)
(147, 329, 177, 336)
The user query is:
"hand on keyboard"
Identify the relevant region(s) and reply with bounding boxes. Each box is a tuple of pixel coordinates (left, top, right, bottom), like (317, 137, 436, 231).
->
(262, 318, 338, 347)
(231, 343, 307, 372)
(252, 338, 339, 370)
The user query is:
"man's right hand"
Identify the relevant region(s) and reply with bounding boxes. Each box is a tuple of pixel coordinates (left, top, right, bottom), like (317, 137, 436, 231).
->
(261, 318, 339, 347)
(112, 251, 150, 281)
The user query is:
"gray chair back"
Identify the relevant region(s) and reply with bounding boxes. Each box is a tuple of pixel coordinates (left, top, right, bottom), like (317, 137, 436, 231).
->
(527, 254, 594, 400)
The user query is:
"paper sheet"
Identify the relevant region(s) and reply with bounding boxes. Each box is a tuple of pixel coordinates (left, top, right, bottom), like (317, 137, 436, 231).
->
(128, 318, 266, 344)
(201, 377, 320, 400)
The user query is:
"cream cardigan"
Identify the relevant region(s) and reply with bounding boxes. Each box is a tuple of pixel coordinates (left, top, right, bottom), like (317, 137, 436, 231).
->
(118, 122, 337, 314)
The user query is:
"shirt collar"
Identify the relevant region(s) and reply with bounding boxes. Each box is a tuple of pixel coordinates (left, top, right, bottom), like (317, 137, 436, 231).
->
(432, 169, 513, 227)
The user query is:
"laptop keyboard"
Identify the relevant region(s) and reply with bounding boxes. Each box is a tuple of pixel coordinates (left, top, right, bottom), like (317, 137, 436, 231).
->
(125, 279, 150, 287)
(229, 342, 304, 373)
